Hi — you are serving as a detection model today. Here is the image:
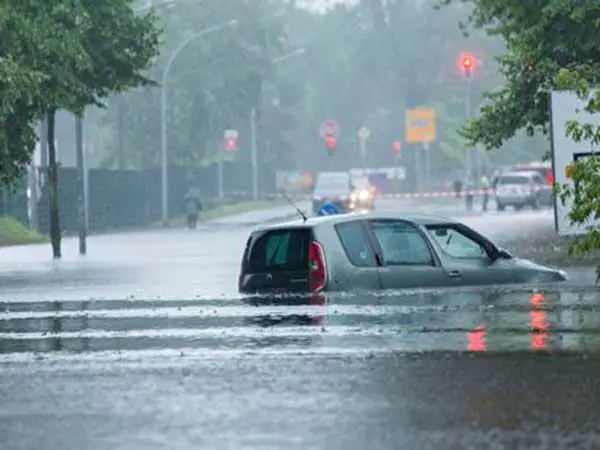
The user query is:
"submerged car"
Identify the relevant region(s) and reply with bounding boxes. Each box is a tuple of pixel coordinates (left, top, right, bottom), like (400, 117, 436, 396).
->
(238, 212, 567, 294)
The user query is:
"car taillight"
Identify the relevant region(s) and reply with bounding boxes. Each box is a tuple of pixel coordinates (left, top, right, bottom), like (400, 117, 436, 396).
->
(308, 241, 327, 292)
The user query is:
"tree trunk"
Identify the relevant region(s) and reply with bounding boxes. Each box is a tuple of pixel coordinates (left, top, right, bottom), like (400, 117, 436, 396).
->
(46, 110, 61, 259)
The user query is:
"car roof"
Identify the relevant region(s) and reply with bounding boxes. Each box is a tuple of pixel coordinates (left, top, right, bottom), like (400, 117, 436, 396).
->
(252, 211, 456, 232)
(500, 170, 539, 178)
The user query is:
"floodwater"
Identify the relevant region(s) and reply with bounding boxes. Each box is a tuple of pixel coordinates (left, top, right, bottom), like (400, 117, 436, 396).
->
(2, 203, 600, 449)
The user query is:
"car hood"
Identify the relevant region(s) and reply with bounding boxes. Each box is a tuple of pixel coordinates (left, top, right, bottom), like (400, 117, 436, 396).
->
(511, 257, 567, 281)
(313, 191, 347, 199)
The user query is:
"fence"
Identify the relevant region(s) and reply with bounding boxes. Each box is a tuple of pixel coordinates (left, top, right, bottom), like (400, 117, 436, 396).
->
(4, 161, 276, 234)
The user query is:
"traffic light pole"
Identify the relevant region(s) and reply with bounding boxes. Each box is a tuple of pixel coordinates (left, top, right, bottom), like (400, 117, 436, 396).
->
(465, 76, 473, 176)
(250, 106, 258, 202)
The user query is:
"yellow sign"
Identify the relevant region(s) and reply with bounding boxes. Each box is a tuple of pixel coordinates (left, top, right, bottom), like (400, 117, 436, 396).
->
(405, 108, 436, 143)
(565, 163, 573, 179)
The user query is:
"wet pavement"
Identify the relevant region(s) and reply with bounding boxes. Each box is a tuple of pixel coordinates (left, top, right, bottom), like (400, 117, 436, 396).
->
(1, 198, 600, 449)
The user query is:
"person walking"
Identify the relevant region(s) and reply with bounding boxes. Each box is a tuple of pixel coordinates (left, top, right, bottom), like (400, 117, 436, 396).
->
(464, 173, 475, 212)
(481, 173, 491, 212)
(184, 186, 202, 229)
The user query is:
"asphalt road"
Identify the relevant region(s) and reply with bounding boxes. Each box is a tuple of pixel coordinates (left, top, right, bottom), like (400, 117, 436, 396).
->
(1, 198, 600, 450)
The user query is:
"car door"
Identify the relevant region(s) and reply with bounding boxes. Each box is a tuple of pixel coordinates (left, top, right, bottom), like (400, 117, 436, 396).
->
(365, 219, 451, 289)
(331, 220, 381, 290)
(423, 223, 517, 286)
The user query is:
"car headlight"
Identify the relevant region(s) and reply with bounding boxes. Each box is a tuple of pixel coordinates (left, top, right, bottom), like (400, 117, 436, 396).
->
(349, 192, 357, 201)
(358, 190, 370, 201)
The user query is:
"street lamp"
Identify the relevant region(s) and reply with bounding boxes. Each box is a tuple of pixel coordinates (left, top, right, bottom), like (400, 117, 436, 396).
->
(250, 47, 306, 202)
(116, 0, 176, 169)
(159, 19, 238, 225)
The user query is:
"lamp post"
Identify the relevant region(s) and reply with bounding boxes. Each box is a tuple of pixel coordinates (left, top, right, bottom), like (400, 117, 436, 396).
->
(117, 0, 175, 169)
(249, 48, 306, 201)
(159, 19, 238, 225)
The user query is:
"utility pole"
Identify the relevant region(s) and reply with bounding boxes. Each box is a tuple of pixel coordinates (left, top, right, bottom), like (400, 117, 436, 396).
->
(75, 114, 87, 255)
(117, 95, 125, 170)
(250, 106, 258, 201)
(47, 111, 61, 259)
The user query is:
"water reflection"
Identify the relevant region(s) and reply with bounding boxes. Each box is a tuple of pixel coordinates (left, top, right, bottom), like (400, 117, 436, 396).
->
(0, 286, 599, 358)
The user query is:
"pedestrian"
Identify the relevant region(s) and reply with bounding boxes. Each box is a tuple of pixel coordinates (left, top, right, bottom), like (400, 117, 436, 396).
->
(184, 186, 202, 229)
(481, 173, 491, 212)
(453, 179, 463, 198)
(464, 173, 474, 211)
(492, 170, 502, 191)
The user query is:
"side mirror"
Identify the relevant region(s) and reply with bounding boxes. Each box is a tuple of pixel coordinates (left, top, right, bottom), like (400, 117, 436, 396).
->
(492, 247, 512, 260)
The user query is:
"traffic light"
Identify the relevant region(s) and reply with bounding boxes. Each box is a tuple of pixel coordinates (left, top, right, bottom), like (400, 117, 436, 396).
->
(460, 53, 476, 77)
(325, 135, 336, 154)
(392, 141, 402, 153)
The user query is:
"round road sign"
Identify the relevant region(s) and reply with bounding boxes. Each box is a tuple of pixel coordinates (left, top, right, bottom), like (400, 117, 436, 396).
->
(316, 203, 341, 216)
(320, 120, 340, 138)
(358, 126, 370, 140)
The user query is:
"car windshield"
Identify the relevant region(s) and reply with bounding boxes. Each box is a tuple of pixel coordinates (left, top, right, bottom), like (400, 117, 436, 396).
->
(315, 177, 348, 193)
(351, 178, 371, 190)
(498, 175, 530, 185)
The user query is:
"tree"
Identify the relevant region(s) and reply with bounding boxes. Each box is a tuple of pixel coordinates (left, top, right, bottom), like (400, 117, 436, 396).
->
(444, 0, 600, 150)
(4, 0, 161, 258)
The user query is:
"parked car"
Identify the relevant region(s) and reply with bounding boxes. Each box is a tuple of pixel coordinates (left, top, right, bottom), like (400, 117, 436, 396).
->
(238, 212, 567, 294)
(495, 171, 553, 211)
(311, 171, 352, 214)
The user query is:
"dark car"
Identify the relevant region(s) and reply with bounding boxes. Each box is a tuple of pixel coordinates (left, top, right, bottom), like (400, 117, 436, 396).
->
(238, 212, 567, 294)
(311, 171, 352, 214)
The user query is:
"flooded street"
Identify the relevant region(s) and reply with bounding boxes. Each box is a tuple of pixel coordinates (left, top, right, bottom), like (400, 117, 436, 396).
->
(1, 200, 600, 449)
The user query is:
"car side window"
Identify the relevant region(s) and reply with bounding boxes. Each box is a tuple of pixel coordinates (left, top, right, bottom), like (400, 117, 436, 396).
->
(370, 220, 434, 266)
(335, 221, 377, 267)
(426, 225, 488, 259)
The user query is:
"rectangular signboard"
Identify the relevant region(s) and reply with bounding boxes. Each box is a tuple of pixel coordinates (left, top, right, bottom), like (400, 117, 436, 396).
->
(550, 90, 600, 236)
(405, 109, 436, 143)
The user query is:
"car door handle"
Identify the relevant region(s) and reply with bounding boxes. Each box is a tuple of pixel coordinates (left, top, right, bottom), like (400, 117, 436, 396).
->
(447, 270, 462, 278)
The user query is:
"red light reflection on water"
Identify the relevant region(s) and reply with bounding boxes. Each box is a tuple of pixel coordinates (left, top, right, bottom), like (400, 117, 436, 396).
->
(467, 325, 487, 352)
(310, 293, 326, 326)
(530, 292, 549, 351)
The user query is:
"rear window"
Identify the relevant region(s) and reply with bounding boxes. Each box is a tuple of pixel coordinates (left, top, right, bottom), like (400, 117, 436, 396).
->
(498, 175, 530, 185)
(514, 167, 552, 181)
(246, 229, 310, 272)
(335, 221, 376, 267)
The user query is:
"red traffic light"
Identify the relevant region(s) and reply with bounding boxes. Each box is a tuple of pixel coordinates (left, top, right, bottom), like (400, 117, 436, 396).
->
(459, 53, 476, 74)
(325, 135, 336, 150)
(392, 141, 402, 152)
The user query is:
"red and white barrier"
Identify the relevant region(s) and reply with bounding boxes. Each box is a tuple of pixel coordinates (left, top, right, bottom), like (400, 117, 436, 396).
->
(224, 185, 550, 201)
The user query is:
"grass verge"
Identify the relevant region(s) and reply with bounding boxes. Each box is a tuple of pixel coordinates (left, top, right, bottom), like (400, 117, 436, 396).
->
(0, 217, 46, 247)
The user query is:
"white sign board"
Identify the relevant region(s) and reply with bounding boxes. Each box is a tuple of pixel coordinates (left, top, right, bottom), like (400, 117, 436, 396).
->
(550, 90, 600, 236)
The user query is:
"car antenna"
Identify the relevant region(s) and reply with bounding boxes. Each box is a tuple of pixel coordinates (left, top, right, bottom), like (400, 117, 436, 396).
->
(281, 193, 308, 222)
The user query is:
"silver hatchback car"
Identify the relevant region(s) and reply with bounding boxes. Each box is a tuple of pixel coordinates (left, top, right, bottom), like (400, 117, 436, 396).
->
(495, 171, 553, 211)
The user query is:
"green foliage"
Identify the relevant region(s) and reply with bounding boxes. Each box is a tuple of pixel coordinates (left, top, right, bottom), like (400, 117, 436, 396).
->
(452, 0, 600, 267)
(447, 0, 600, 150)
(94, 0, 535, 172)
(0, 0, 161, 185)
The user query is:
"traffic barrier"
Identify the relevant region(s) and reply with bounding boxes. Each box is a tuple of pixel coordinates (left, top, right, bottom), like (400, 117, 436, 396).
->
(224, 185, 550, 201)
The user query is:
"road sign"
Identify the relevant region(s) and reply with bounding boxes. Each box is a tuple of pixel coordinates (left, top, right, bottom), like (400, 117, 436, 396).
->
(223, 129, 238, 152)
(358, 126, 370, 141)
(405, 109, 436, 143)
(320, 120, 340, 138)
(316, 203, 341, 216)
